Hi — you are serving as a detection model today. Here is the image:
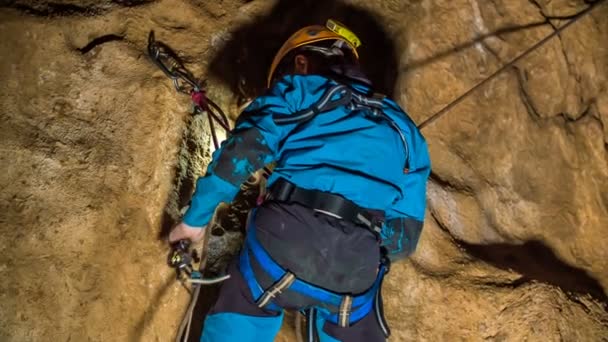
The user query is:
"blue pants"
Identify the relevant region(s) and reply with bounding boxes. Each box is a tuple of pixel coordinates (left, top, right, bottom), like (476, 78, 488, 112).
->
(200, 260, 387, 342)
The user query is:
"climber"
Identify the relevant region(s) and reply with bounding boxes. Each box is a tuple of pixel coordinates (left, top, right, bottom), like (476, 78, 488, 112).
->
(169, 19, 430, 342)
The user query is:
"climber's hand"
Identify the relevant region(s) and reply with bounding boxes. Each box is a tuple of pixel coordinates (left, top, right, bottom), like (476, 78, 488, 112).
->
(169, 222, 206, 243)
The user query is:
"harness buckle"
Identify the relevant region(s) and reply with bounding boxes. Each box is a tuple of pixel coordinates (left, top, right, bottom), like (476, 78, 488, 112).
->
(338, 295, 353, 328)
(356, 212, 384, 237)
(256, 272, 296, 308)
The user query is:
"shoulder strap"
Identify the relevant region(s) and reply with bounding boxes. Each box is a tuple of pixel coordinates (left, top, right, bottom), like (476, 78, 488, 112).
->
(349, 91, 410, 171)
(272, 84, 352, 125)
(272, 80, 410, 171)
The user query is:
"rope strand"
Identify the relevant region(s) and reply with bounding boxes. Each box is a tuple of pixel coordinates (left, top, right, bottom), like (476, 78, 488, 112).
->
(417, 0, 606, 130)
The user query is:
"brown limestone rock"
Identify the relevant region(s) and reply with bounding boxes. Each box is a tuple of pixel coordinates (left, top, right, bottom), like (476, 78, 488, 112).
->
(1, 0, 606, 341)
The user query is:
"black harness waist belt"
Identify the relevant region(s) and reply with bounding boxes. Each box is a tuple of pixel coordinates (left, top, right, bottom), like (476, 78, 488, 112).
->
(266, 178, 384, 236)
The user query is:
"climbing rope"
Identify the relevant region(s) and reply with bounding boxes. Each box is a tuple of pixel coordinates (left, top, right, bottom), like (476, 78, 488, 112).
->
(417, 0, 606, 130)
(167, 239, 230, 342)
(147, 33, 235, 341)
(147, 31, 276, 342)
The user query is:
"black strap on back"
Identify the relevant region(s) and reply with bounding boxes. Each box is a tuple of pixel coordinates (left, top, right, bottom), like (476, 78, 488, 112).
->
(267, 178, 384, 236)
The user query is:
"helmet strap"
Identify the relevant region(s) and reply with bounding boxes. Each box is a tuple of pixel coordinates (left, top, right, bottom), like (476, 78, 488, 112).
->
(300, 45, 345, 58)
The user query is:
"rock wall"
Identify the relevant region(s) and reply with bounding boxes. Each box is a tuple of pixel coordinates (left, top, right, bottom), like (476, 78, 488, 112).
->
(0, 0, 606, 341)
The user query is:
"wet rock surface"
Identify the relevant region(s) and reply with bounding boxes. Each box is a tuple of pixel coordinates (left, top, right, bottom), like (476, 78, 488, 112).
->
(1, 0, 607, 341)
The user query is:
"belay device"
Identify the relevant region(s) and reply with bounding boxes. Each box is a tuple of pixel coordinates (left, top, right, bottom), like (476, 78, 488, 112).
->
(168, 239, 230, 285)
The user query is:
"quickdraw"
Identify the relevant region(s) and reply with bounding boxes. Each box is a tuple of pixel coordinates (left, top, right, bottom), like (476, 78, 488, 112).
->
(147, 31, 231, 149)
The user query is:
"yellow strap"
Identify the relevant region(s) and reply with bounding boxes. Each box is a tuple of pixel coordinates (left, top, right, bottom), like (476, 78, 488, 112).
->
(326, 19, 361, 48)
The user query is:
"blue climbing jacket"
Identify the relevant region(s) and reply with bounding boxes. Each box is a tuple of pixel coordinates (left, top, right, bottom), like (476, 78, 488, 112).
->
(183, 74, 431, 261)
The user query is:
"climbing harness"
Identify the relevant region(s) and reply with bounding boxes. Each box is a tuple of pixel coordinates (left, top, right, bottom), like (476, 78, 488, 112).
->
(147, 31, 231, 149)
(239, 80, 397, 335)
(240, 216, 391, 329)
(417, 0, 606, 129)
(266, 178, 385, 236)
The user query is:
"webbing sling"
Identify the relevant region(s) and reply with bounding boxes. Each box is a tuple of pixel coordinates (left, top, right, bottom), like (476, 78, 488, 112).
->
(239, 217, 388, 326)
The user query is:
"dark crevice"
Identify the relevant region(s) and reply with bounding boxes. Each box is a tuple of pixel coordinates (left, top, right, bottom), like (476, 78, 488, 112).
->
(566, 292, 608, 319)
(1, 2, 102, 16)
(560, 103, 593, 123)
(459, 240, 608, 306)
(158, 115, 205, 240)
(429, 208, 607, 307)
(512, 66, 543, 119)
(207, 0, 399, 98)
(402, 21, 549, 71)
(515, 55, 596, 124)
(427, 208, 469, 250)
(546, 18, 559, 31)
(479, 39, 503, 62)
(0, 0, 154, 17)
(429, 171, 475, 194)
(112, 0, 155, 7)
(77, 34, 125, 54)
(528, 0, 593, 21)
(547, 18, 578, 96)
(527, 0, 544, 15)
(545, 11, 594, 20)
(511, 19, 590, 124)
(475, 276, 530, 289)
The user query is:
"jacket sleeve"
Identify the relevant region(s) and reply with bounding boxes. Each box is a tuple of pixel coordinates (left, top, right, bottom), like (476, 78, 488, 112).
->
(380, 122, 431, 263)
(182, 75, 330, 227)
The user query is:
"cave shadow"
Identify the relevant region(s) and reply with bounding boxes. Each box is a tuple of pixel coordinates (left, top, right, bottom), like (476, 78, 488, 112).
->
(207, 0, 399, 99)
(207, 0, 554, 100)
(459, 240, 608, 305)
(158, 126, 199, 240)
(186, 282, 222, 342)
(130, 275, 176, 341)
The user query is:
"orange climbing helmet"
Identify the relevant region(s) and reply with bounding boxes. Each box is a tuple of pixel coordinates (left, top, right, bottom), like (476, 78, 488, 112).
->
(267, 19, 362, 87)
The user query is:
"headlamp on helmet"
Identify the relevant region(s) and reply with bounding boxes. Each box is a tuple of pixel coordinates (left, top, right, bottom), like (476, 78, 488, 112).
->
(267, 19, 361, 87)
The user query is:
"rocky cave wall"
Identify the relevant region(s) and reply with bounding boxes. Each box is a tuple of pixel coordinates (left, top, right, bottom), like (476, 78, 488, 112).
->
(0, 0, 607, 341)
